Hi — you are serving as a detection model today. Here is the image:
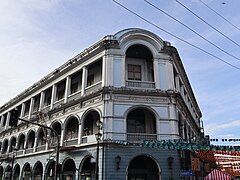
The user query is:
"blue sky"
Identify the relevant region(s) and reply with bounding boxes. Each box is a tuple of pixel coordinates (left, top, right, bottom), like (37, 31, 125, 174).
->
(0, 0, 240, 144)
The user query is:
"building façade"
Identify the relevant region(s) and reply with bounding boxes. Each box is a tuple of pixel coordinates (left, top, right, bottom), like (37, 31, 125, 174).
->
(0, 28, 203, 180)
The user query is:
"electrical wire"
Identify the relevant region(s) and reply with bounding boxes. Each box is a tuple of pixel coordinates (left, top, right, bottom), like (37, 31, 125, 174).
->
(144, 0, 240, 61)
(199, 0, 240, 32)
(175, 0, 240, 49)
(111, 0, 240, 71)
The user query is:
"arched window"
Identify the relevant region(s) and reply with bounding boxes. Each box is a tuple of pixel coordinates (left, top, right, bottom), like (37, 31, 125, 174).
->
(26, 130, 35, 149)
(17, 134, 25, 151)
(126, 45, 154, 89)
(4, 165, 11, 180)
(128, 156, 159, 180)
(33, 161, 43, 180)
(62, 158, 76, 179)
(127, 108, 156, 142)
(50, 121, 62, 146)
(13, 164, 20, 180)
(9, 137, 16, 153)
(0, 166, 3, 179)
(65, 117, 78, 140)
(64, 117, 79, 146)
(79, 156, 96, 180)
(22, 163, 32, 180)
(1, 139, 8, 154)
(127, 109, 146, 133)
(82, 111, 101, 143)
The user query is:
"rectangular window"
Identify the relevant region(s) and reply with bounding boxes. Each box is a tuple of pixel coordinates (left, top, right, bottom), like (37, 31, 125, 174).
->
(86, 60, 102, 87)
(44, 88, 52, 106)
(56, 80, 66, 101)
(128, 64, 141, 81)
(24, 100, 31, 116)
(33, 94, 40, 112)
(2, 114, 7, 126)
(70, 71, 82, 94)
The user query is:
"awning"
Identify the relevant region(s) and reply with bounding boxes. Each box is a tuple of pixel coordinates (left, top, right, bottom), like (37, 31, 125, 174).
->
(204, 169, 233, 180)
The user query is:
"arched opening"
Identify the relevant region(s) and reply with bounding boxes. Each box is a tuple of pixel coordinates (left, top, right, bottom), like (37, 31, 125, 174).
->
(50, 121, 61, 147)
(17, 134, 25, 155)
(1, 139, 8, 154)
(36, 128, 47, 152)
(26, 130, 35, 153)
(127, 155, 160, 180)
(45, 160, 56, 179)
(4, 165, 11, 180)
(13, 164, 20, 180)
(62, 158, 76, 180)
(79, 156, 96, 180)
(127, 108, 156, 142)
(22, 163, 31, 180)
(0, 166, 3, 179)
(125, 44, 154, 89)
(82, 111, 100, 143)
(9, 137, 17, 153)
(33, 161, 43, 180)
(64, 117, 78, 146)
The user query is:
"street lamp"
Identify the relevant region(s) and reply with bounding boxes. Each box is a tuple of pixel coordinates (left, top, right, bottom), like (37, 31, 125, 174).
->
(95, 120, 102, 180)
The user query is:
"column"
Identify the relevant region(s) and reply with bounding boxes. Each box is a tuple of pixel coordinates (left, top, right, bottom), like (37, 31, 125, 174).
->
(102, 54, 107, 87)
(64, 76, 70, 103)
(78, 123, 82, 144)
(5, 112, 10, 130)
(28, 98, 34, 120)
(81, 66, 87, 96)
(20, 103, 26, 118)
(60, 128, 64, 147)
(33, 135, 38, 152)
(0, 115, 4, 127)
(153, 58, 160, 89)
(166, 61, 175, 90)
(38, 92, 44, 111)
(50, 85, 57, 110)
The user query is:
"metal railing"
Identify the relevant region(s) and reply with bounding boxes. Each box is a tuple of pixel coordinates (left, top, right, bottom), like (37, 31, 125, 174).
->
(64, 138, 78, 146)
(127, 133, 157, 142)
(126, 80, 155, 89)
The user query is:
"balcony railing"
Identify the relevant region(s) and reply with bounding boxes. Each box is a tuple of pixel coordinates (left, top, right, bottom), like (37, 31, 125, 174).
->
(126, 80, 155, 89)
(64, 138, 78, 146)
(25, 148, 34, 154)
(85, 81, 102, 94)
(49, 135, 61, 147)
(16, 149, 24, 156)
(127, 133, 157, 142)
(36, 145, 46, 152)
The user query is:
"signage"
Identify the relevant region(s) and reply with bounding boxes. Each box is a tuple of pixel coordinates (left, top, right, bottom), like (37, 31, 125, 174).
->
(180, 170, 193, 177)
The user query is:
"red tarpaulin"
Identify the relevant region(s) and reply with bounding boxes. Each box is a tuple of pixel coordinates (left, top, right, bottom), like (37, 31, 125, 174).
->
(204, 169, 233, 180)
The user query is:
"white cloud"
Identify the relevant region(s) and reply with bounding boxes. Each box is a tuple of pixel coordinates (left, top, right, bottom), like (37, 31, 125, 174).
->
(205, 119, 240, 135)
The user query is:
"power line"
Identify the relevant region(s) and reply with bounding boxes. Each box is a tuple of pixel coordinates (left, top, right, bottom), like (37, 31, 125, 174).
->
(175, 0, 240, 49)
(144, 0, 240, 61)
(111, 0, 240, 71)
(199, 0, 240, 32)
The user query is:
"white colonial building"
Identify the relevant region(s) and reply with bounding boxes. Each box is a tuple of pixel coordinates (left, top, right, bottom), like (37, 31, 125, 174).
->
(0, 28, 203, 179)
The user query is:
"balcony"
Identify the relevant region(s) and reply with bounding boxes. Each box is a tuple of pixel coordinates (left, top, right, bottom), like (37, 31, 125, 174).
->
(36, 145, 46, 152)
(64, 138, 78, 146)
(25, 148, 34, 154)
(127, 133, 157, 142)
(16, 149, 24, 156)
(85, 81, 102, 94)
(126, 80, 155, 89)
